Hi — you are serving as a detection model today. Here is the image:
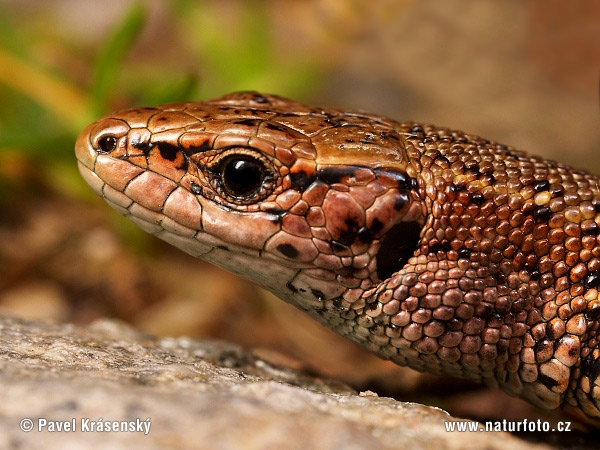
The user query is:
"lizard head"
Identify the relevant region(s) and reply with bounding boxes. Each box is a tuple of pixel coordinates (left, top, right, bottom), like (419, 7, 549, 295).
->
(75, 92, 424, 318)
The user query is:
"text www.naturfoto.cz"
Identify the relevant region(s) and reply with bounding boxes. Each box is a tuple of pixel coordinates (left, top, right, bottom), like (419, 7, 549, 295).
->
(444, 419, 571, 432)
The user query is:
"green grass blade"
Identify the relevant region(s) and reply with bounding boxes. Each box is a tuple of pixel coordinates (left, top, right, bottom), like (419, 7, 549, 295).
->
(90, 3, 147, 116)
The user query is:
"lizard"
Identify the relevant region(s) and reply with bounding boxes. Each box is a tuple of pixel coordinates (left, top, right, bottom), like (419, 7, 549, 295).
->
(75, 91, 600, 424)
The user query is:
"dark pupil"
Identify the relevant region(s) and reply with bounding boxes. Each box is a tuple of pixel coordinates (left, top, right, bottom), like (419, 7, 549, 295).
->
(222, 158, 263, 197)
(98, 136, 117, 153)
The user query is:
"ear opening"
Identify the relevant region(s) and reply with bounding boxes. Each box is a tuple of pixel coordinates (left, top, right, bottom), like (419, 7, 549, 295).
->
(376, 221, 422, 281)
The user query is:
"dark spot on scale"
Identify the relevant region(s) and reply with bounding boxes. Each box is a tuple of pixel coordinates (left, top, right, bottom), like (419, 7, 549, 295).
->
(286, 281, 298, 293)
(464, 159, 480, 172)
(376, 221, 421, 281)
(357, 227, 373, 243)
(581, 354, 600, 382)
(158, 117, 167, 121)
(131, 142, 153, 156)
(582, 221, 599, 236)
(481, 173, 495, 184)
(490, 313, 503, 323)
(233, 118, 260, 126)
(131, 140, 150, 152)
(584, 271, 599, 289)
(277, 243, 299, 258)
(217, 245, 229, 251)
(410, 125, 424, 134)
(176, 159, 188, 171)
(157, 143, 180, 161)
(567, 345, 579, 358)
(447, 318, 463, 331)
(534, 180, 550, 192)
(477, 303, 495, 319)
(182, 141, 212, 157)
(495, 272, 506, 285)
(190, 182, 202, 195)
(525, 261, 537, 272)
(429, 240, 451, 254)
(436, 156, 449, 166)
(339, 218, 360, 245)
(290, 171, 316, 192)
(263, 208, 285, 224)
(311, 289, 325, 301)
(593, 200, 600, 213)
(368, 302, 379, 311)
(394, 191, 410, 211)
(332, 297, 343, 309)
(533, 206, 551, 222)
(586, 303, 600, 322)
(529, 270, 541, 281)
(331, 240, 350, 253)
(263, 207, 284, 215)
(370, 219, 384, 234)
(522, 202, 536, 215)
(458, 248, 471, 259)
(265, 122, 288, 133)
(373, 169, 414, 190)
(316, 166, 358, 184)
(470, 193, 485, 205)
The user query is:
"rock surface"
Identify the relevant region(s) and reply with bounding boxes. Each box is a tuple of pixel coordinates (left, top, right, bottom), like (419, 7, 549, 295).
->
(0, 316, 550, 449)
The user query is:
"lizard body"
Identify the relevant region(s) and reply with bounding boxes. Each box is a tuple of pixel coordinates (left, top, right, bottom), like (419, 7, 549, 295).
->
(75, 92, 600, 423)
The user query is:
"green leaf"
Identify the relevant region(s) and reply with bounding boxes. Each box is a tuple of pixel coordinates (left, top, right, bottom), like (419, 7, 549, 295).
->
(90, 3, 147, 116)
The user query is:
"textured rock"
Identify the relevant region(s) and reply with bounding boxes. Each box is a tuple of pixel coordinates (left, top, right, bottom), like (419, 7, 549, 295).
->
(0, 316, 548, 450)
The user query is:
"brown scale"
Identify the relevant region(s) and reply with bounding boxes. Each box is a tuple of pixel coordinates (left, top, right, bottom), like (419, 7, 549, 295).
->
(75, 91, 600, 426)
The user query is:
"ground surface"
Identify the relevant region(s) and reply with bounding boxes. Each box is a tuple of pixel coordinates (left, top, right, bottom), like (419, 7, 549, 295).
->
(0, 316, 562, 450)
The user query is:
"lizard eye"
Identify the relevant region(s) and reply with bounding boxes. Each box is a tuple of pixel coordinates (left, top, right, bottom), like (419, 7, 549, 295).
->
(205, 148, 277, 205)
(98, 135, 117, 153)
(221, 156, 264, 198)
(217, 153, 273, 200)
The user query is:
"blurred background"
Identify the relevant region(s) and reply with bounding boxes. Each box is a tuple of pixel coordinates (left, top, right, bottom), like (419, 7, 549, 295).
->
(0, 0, 598, 432)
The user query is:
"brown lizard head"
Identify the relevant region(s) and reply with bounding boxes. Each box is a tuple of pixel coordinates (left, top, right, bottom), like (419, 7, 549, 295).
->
(75, 92, 425, 315)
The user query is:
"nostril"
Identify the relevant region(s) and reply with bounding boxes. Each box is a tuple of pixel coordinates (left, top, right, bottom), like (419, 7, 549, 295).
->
(98, 135, 117, 153)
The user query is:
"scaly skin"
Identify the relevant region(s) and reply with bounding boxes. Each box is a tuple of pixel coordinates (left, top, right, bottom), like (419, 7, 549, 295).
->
(76, 91, 600, 424)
